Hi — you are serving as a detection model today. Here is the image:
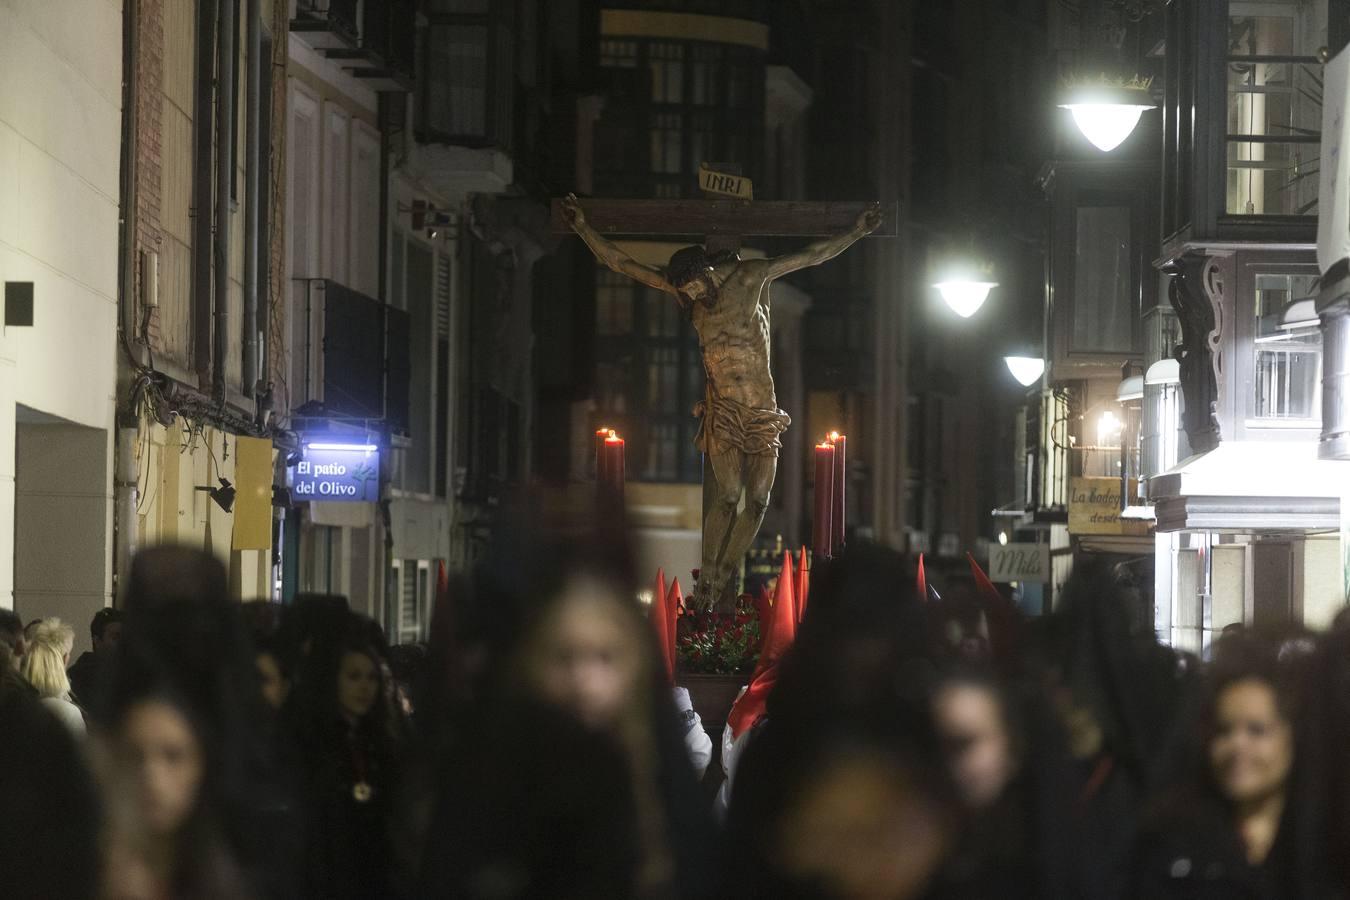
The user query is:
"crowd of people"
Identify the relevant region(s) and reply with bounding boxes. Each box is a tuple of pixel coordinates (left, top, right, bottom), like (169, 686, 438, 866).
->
(3, 522, 1350, 899)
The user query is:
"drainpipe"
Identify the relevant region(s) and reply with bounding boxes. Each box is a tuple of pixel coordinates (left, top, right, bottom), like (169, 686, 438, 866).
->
(1319, 262, 1350, 461)
(212, 0, 237, 405)
(1319, 260, 1350, 604)
(243, 0, 261, 400)
(192, 0, 217, 389)
(115, 428, 140, 600)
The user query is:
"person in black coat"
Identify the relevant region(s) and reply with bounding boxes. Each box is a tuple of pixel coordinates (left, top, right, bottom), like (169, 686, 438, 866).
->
(419, 518, 720, 899)
(292, 630, 403, 900)
(1131, 636, 1341, 900)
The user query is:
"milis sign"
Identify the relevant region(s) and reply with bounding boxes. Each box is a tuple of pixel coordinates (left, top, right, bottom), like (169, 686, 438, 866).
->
(291, 443, 380, 502)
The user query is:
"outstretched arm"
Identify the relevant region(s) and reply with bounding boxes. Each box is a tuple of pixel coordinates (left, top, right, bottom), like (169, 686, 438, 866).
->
(761, 203, 883, 280)
(562, 193, 676, 294)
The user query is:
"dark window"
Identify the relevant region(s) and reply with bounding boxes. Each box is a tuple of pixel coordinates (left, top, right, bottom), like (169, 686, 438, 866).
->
(1072, 206, 1134, 353)
(419, 3, 514, 148)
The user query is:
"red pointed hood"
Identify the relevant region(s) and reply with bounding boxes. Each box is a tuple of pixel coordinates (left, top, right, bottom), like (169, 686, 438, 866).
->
(917, 553, 929, 603)
(649, 569, 674, 685)
(795, 547, 810, 624)
(727, 551, 797, 738)
(967, 552, 1021, 669)
(666, 577, 682, 677)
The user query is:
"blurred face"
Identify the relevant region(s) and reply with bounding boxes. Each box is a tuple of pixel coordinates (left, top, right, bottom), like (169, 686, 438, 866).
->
(5, 629, 28, 663)
(120, 700, 204, 836)
(97, 621, 124, 654)
(777, 752, 951, 900)
(934, 683, 1016, 810)
(1210, 678, 1292, 808)
(528, 579, 641, 729)
(337, 651, 380, 722)
(256, 652, 290, 711)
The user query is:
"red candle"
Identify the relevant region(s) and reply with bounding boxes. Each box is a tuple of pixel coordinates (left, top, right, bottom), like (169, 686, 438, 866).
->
(595, 428, 612, 485)
(603, 432, 626, 503)
(813, 441, 835, 560)
(830, 432, 846, 551)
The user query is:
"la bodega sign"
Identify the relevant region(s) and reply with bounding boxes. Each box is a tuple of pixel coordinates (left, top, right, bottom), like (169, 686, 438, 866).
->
(291, 444, 380, 503)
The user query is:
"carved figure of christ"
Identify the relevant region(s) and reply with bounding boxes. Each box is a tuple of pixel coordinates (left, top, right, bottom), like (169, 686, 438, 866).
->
(559, 194, 884, 609)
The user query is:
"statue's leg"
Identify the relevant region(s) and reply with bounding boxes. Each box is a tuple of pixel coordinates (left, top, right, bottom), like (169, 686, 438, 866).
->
(717, 452, 778, 596)
(695, 448, 744, 608)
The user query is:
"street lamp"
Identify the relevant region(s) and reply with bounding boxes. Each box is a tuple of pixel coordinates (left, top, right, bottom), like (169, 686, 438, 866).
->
(1059, 76, 1155, 153)
(934, 278, 998, 318)
(1004, 356, 1046, 387)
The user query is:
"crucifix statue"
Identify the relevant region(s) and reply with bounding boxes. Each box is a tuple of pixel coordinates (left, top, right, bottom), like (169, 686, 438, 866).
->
(557, 191, 886, 609)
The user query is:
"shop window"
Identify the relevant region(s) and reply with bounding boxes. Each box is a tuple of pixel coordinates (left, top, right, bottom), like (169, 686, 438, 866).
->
(1226, 0, 1325, 215)
(1253, 272, 1321, 419)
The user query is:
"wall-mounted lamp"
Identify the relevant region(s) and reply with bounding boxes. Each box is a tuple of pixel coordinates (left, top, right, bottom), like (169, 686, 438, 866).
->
(1004, 356, 1046, 387)
(195, 477, 236, 513)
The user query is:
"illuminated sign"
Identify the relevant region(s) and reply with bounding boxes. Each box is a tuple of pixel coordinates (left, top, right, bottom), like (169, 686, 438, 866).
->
(291, 444, 380, 502)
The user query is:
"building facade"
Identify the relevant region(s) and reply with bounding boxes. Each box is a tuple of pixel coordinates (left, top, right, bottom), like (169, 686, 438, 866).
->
(0, 0, 124, 654)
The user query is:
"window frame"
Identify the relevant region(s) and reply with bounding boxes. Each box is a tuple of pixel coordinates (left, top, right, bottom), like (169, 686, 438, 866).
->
(1232, 251, 1323, 438)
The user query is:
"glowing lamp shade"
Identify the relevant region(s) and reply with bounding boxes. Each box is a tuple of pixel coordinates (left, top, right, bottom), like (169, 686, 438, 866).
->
(934, 280, 997, 318)
(1004, 356, 1045, 387)
(1061, 103, 1153, 152)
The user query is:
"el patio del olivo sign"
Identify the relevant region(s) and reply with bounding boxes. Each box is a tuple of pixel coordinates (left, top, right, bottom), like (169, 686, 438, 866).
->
(291, 444, 380, 502)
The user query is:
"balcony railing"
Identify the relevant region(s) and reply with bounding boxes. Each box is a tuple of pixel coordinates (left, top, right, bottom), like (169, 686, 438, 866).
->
(289, 279, 410, 430)
(291, 0, 415, 92)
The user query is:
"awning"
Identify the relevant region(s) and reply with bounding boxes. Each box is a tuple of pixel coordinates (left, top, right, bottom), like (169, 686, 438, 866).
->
(1148, 442, 1343, 532)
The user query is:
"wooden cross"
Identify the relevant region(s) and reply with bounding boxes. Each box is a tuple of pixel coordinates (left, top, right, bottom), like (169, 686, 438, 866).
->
(548, 197, 898, 241)
(552, 185, 893, 608)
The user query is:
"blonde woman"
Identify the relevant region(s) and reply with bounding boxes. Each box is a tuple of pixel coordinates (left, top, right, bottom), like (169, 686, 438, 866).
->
(20, 617, 86, 736)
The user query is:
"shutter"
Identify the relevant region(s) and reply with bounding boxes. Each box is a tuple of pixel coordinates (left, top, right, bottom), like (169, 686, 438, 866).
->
(399, 561, 418, 642)
(436, 254, 452, 339)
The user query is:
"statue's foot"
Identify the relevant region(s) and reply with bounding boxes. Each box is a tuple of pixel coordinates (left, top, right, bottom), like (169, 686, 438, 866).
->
(691, 576, 717, 612)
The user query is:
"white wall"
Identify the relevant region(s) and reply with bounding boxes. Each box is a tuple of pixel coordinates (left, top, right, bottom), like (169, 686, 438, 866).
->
(0, 0, 121, 611)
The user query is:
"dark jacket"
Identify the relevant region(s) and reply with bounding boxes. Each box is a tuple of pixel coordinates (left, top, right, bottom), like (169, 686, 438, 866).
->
(301, 718, 400, 900)
(66, 650, 103, 710)
(1132, 801, 1342, 900)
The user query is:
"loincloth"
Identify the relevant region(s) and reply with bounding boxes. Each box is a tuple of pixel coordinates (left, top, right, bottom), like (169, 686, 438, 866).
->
(693, 391, 791, 457)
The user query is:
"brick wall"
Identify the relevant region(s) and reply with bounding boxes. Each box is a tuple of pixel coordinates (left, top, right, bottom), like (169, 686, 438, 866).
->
(268, 0, 289, 397)
(133, 0, 165, 352)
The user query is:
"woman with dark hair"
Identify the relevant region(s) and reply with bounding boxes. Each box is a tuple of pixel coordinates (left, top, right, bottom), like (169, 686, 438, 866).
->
(419, 519, 718, 899)
(293, 631, 403, 900)
(97, 546, 298, 900)
(722, 544, 961, 898)
(100, 685, 254, 900)
(926, 665, 1042, 899)
(1131, 638, 1338, 899)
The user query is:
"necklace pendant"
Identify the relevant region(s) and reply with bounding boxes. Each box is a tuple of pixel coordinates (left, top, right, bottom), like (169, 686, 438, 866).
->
(352, 781, 373, 803)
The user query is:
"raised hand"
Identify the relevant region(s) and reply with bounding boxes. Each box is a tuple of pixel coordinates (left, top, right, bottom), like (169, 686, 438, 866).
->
(856, 202, 883, 234)
(562, 192, 586, 228)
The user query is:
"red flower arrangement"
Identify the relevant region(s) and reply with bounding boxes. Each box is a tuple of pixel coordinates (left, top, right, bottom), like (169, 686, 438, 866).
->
(676, 591, 764, 676)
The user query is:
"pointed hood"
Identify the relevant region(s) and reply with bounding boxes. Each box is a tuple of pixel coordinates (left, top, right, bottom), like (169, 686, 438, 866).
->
(967, 552, 1021, 669)
(666, 577, 682, 677)
(727, 551, 797, 738)
(649, 568, 674, 685)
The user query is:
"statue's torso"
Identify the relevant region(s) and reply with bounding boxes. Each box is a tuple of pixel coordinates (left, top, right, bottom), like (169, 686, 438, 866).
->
(690, 261, 776, 409)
